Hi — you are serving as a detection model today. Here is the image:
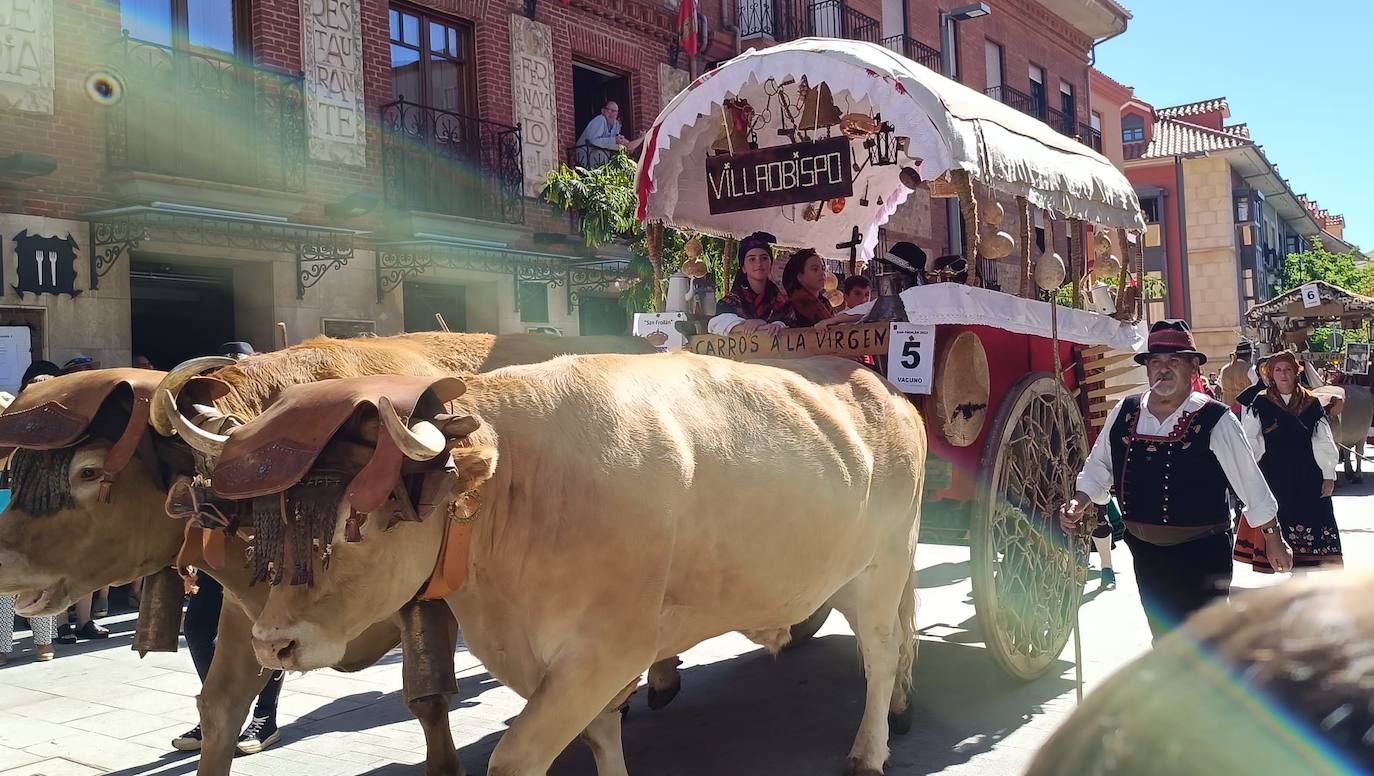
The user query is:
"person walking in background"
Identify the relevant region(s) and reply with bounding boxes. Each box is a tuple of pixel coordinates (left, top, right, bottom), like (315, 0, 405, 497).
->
(1218, 340, 1256, 406)
(1060, 320, 1290, 641)
(0, 386, 56, 665)
(1233, 351, 1342, 573)
(173, 341, 282, 755)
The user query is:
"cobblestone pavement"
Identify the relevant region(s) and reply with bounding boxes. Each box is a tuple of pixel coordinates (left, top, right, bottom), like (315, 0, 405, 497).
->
(3, 481, 1371, 776)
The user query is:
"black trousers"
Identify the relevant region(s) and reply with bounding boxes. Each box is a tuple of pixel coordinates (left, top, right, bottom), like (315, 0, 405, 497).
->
(185, 571, 284, 720)
(1123, 530, 1233, 642)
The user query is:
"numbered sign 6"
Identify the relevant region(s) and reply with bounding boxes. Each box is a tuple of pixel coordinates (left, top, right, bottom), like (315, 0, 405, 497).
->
(887, 323, 935, 394)
(1300, 283, 1321, 309)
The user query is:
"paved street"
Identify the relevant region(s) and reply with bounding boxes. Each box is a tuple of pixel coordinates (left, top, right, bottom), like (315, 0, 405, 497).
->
(3, 480, 1371, 776)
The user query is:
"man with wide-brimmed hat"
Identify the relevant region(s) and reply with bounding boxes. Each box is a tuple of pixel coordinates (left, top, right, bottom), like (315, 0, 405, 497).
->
(1218, 339, 1257, 407)
(1060, 320, 1291, 640)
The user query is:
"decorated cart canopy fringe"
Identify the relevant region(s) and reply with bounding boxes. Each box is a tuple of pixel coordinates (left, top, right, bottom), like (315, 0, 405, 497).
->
(637, 38, 1146, 260)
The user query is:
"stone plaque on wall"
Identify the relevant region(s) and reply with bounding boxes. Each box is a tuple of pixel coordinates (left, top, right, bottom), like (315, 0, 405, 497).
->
(301, 0, 365, 166)
(510, 15, 557, 197)
(658, 63, 690, 113)
(0, 0, 55, 114)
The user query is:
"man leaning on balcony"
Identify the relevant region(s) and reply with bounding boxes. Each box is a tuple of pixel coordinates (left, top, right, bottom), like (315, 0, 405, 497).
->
(577, 100, 628, 166)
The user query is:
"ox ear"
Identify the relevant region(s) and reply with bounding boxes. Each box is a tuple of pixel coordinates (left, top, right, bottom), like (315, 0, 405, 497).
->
(452, 446, 497, 493)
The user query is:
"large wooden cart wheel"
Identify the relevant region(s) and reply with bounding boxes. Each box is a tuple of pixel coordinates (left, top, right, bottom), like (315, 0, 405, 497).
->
(971, 373, 1088, 681)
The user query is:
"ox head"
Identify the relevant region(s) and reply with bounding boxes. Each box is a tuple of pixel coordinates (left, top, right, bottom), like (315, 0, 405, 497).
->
(190, 376, 496, 671)
(0, 370, 193, 616)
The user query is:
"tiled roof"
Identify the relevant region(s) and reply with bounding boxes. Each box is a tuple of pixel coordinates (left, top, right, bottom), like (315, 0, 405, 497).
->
(1130, 117, 1249, 159)
(1224, 123, 1250, 138)
(1156, 98, 1229, 119)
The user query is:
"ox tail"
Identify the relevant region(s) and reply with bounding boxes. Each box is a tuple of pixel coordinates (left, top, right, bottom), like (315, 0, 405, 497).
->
(889, 565, 918, 732)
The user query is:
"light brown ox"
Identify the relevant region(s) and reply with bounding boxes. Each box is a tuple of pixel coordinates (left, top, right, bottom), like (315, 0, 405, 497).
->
(0, 331, 654, 776)
(189, 353, 926, 776)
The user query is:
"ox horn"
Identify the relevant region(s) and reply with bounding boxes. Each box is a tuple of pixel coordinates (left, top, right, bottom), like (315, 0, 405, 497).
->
(149, 356, 237, 437)
(157, 389, 230, 459)
(377, 396, 448, 461)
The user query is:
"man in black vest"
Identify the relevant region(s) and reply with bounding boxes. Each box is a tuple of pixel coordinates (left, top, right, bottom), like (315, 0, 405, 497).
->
(1060, 320, 1292, 640)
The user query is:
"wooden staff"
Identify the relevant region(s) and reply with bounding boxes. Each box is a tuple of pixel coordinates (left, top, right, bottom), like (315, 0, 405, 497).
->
(647, 221, 666, 313)
(953, 170, 979, 282)
(1114, 228, 1131, 316)
(1133, 229, 1146, 322)
(434, 313, 450, 333)
(1068, 218, 1084, 309)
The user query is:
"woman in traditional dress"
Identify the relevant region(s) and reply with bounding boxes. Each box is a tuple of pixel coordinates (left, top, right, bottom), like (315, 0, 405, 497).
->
(1233, 351, 1342, 573)
(707, 231, 791, 335)
(781, 248, 862, 330)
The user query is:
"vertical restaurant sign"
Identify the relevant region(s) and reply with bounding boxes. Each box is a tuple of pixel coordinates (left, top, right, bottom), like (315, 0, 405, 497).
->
(705, 136, 853, 214)
(0, 0, 54, 114)
(510, 15, 557, 197)
(302, 0, 366, 166)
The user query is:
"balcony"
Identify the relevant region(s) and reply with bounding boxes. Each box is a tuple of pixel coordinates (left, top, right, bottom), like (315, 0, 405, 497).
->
(379, 98, 524, 225)
(1044, 107, 1077, 138)
(1079, 123, 1102, 153)
(105, 34, 306, 191)
(1123, 141, 1148, 161)
(740, 0, 880, 44)
(881, 35, 941, 72)
(984, 84, 1035, 116)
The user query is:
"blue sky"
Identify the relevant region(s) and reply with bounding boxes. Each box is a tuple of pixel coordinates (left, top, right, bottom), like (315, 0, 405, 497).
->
(1097, 0, 1370, 252)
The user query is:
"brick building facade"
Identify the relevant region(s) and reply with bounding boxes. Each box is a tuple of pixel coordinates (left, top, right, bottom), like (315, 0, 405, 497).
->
(0, 0, 1125, 388)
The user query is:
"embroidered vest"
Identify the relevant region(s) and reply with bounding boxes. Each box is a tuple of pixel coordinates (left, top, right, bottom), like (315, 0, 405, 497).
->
(1248, 396, 1324, 506)
(1108, 394, 1231, 528)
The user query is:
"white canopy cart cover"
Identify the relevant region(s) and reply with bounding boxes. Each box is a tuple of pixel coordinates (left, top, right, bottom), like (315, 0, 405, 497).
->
(636, 38, 1145, 261)
(845, 284, 1145, 350)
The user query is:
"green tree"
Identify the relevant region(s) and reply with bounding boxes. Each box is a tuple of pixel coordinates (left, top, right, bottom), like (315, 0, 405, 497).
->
(543, 153, 726, 313)
(1279, 237, 1373, 296)
(1277, 238, 1372, 351)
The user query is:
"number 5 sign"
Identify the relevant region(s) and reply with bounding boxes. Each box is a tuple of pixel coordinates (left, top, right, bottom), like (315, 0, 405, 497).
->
(887, 323, 935, 394)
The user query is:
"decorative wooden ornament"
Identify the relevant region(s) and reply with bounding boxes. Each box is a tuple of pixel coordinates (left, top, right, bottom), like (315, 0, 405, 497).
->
(683, 259, 709, 279)
(1035, 251, 1066, 292)
(1094, 253, 1121, 277)
(1092, 232, 1111, 259)
(985, 201, 1005, 228)
(929, 330, 990, 448)
(981, 230, 1015, 260)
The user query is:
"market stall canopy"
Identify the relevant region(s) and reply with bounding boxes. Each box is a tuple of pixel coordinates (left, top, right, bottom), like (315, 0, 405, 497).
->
(636, 37, 1145, 260)
(846, 284, 1144, 350)
(1244, 280, 1374, 326)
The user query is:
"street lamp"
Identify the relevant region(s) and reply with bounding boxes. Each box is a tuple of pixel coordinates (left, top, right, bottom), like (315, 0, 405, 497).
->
(938, 3, 990, 256)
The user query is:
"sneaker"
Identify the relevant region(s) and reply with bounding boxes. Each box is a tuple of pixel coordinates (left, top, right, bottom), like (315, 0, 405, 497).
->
(76, 621, 110, 640)
(172, 725, 203, 751)
(236, 716, 280, 755)
(1100, 568, 1117, 589)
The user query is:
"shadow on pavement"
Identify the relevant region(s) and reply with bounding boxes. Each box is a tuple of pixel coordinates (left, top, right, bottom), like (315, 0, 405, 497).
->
(407, 633, 1070, 776)
(915, 561, 971, 589)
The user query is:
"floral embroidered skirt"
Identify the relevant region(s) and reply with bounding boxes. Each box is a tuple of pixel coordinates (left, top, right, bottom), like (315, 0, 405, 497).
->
(1234, 496, 1343, 573)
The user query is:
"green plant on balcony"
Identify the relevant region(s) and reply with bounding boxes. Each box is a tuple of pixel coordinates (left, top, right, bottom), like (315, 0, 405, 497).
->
(544, 152, 726, 313)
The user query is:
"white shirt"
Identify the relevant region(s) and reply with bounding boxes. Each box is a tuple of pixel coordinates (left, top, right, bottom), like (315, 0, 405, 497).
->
(1076, 391, 1277, 527)
(1240, 394, 1339, 480)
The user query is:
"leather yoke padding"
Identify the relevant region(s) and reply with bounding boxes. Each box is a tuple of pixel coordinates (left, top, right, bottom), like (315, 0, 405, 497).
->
(211, 376, 465, 505)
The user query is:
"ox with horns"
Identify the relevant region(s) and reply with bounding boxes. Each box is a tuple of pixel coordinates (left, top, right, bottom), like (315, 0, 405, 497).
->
(0, 331, 655, 776)
(184, 353, 926, 776)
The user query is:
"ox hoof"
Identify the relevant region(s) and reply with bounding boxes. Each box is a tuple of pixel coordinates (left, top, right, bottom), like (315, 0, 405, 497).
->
(842, 758, 884, 776)
(889, 702, 914, 736)
(646, 680, 680, 711)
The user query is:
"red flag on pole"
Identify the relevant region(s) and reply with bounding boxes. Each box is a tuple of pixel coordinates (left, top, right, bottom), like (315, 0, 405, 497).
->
(677, 0, 698, 57)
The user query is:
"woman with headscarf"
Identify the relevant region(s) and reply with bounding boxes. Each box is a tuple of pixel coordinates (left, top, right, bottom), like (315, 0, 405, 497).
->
(1233, 351, 1342, 573)
(707, 231, 791, 335)
(781, 247, 864, 330)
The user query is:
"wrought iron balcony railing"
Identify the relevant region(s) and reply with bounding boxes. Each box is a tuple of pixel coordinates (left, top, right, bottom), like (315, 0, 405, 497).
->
(741, 0, 880, 44)
(105, 34, 306, 191)
(881, 34, 941, 72)
(1079, 123, 1102, 152)
(984, 84, 1035, 116)
(1044, 106, 1077, 138)
(380, 98, 525, 225)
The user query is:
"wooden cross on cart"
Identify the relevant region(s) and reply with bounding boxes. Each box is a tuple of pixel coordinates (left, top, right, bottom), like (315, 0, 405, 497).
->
(836, 225, 863, 276)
